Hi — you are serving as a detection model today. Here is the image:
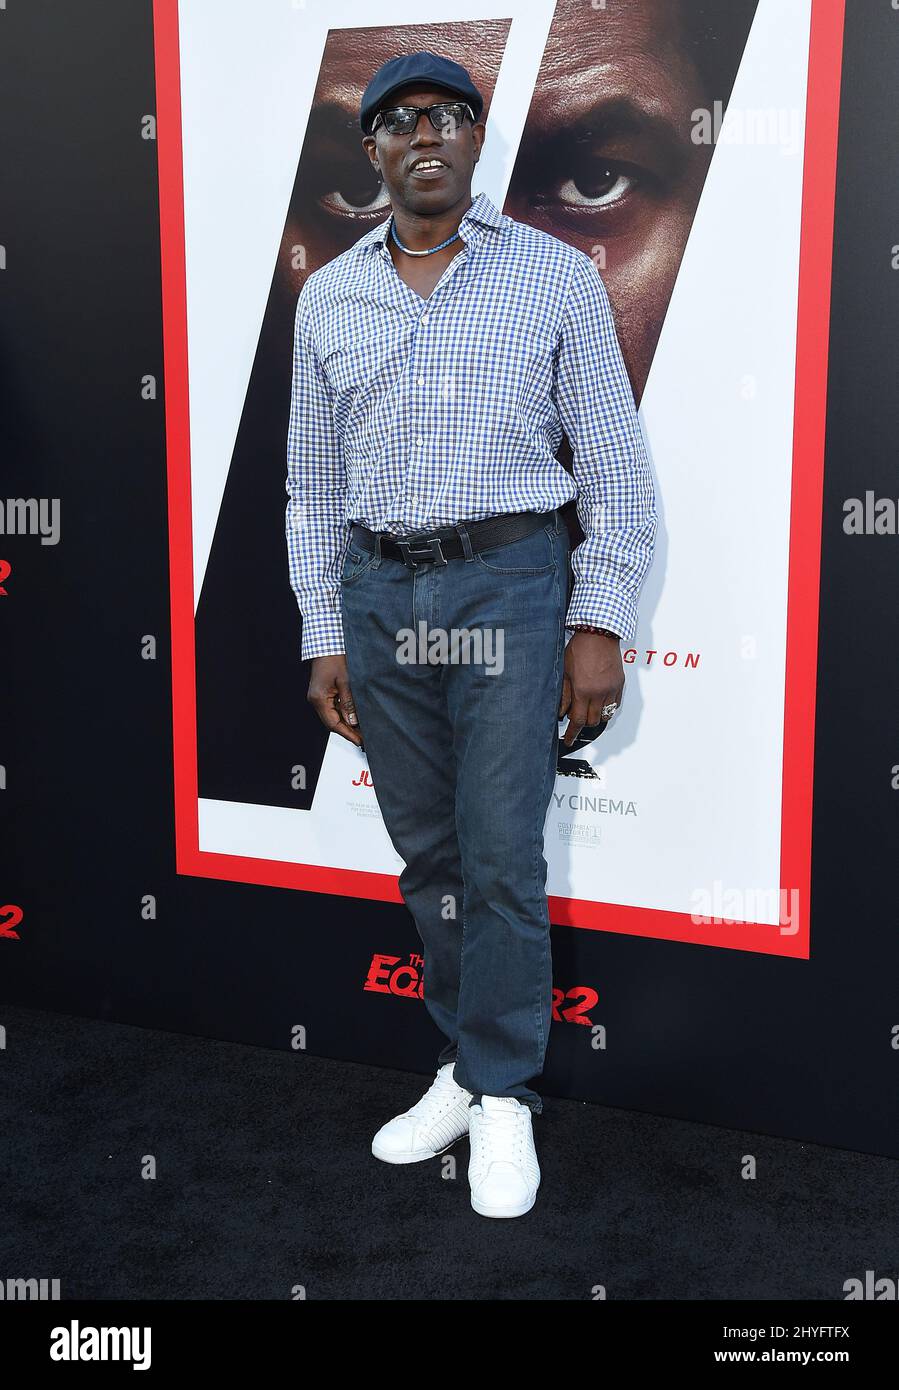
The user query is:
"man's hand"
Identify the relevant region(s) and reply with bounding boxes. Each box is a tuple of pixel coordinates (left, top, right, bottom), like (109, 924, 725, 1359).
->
(559, 631, 624, 747)
(307, 653, 363, 748)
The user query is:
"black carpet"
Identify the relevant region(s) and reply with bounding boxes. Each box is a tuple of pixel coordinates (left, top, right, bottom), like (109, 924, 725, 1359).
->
(1, 1004, 896, 1300)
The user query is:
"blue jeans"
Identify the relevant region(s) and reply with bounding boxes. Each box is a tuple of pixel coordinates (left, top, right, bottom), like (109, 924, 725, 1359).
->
(340, 510, 569, 1113)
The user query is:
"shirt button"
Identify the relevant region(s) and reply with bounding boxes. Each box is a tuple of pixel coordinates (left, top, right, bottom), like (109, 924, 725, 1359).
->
(421, 312, 429, 323)
(416, 436, 424, 445)
(417, 376, 425, 386)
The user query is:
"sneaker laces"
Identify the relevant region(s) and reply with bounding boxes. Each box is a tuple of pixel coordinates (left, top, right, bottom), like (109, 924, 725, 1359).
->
(474, 1103, 527, 1165)
(405, 1067, 465, 1125)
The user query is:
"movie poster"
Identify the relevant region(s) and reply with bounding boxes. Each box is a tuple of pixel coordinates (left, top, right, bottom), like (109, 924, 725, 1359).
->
(155, 0, 844, 957)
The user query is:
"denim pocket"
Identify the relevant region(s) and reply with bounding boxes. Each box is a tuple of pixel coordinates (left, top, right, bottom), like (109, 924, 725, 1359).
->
(340, 545, 377, 586)
(473, 522, 556, 576)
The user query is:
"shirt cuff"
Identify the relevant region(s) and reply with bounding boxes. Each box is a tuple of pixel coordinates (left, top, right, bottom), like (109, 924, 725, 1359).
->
(565, 580, 638, 645)
(299, 602, 345, 661)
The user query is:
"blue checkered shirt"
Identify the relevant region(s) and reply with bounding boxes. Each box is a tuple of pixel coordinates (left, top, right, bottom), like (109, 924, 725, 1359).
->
(286, 191, 657, 659)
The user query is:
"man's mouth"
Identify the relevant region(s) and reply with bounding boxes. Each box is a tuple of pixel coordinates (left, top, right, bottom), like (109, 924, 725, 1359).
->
(408, 157, 450, 180)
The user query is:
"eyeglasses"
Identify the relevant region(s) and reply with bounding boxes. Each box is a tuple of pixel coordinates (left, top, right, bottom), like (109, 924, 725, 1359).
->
(371, 101, 474, 136)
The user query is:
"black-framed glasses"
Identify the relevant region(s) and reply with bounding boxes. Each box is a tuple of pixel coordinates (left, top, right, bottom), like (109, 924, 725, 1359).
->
(371, 101, 474, 136)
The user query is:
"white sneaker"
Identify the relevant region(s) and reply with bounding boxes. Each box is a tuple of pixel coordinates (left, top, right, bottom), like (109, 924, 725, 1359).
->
(468, 1096, 541, 1218)
(372, 1063, 473, 1165)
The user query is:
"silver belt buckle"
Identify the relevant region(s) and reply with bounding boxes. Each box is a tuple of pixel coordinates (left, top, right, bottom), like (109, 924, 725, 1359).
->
(396, 535, 448, 569)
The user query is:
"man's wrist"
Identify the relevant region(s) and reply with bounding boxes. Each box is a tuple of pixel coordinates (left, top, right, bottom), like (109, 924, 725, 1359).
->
(567, 623, 621, 641)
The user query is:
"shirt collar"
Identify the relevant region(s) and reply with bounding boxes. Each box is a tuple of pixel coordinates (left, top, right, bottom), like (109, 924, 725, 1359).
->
(357, 191, 506, 256)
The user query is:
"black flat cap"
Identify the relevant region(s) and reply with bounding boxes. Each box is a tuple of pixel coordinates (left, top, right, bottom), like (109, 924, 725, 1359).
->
(360, 51, 484, 135)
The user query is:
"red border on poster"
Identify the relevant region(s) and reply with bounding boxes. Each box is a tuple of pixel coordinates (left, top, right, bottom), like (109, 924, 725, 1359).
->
(153, 0, 845, 959)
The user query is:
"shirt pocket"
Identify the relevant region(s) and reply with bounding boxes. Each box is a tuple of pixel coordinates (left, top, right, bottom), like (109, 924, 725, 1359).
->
(321, 324, 400, 396)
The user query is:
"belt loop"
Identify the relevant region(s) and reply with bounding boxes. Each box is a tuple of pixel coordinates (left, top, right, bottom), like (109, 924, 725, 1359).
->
(373, 532, 383, 567)
(455, 522, 474, 561)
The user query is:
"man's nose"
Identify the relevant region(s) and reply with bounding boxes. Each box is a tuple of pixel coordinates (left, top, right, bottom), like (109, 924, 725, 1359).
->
(409, 113, 440, 142)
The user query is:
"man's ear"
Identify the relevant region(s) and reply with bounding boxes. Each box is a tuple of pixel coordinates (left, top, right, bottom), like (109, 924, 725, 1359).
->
(362, 134, 379, 171)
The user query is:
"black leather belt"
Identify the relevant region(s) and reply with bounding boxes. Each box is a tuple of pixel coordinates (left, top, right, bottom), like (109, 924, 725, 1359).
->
(350, 509, 554, 570)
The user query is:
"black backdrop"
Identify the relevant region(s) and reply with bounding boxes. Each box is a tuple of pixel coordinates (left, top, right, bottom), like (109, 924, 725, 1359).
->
(2, 0, 898, 1158)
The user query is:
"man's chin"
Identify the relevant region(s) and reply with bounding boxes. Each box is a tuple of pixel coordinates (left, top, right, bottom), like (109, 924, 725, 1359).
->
(398, 182, 465, 215)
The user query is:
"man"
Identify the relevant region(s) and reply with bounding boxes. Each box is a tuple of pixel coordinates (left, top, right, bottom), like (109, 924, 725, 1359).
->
(286, 52, 657, 1219)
